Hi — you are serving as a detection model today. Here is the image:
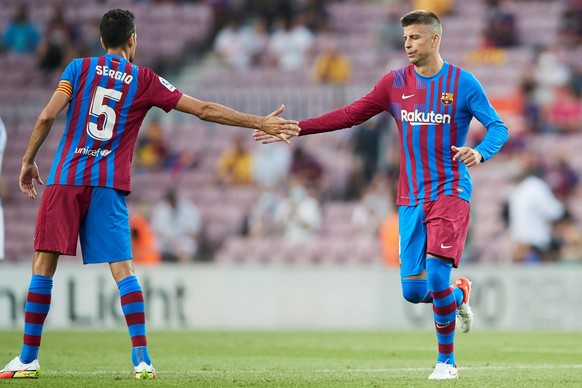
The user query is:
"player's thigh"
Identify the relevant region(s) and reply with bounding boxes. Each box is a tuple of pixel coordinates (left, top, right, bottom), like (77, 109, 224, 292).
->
(80, 187, 132, 264)
(425, 195, 470, 267)
(398, 204, 428, 278)
(34, 185, 90, 256)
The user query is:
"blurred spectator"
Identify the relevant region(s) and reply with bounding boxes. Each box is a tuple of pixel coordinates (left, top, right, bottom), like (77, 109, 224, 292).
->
(465, 46, 507, 67)
(552, 212, 582, 263)
(531, 46, 571, 108)
(376, 8, 404, 65)
(267, 14, 315, 71)
(412, 0, 455, 17)
(290, 145, 323, 190)
(252, 141, 292, 188)
(379, 211, 399, 266)
(0, 117, 6, 261)
(482, 0, 519, 48)
(38, 5, 79, 73)
(275, 179, 322, 241)
(310, 37, 352, 85)
(507, 152, 565, 263)
(351, 175, 392, 236)
(79, 18, 104, 57)
(561, 42, 582, 98)
(246, 18, 271, 67)
(129, 199, 161, 266)
(134, 117, 169, 172)
(292, 0, 330, 33)
(216, 134, 254, 186)
(2, 4, 41, 55)
(542, 86, 582, 134)
(560, 0, 582, 42)
(168, 148, 201, 176)
(544, 155, 579, 201)
(247, 186, 282, 238)
(520, 67, 542, 133)
(347, 113, 390, 199)
(246, 0, 292, 33)
(151, 188, 202, 263)
(213, 16, 266, 71)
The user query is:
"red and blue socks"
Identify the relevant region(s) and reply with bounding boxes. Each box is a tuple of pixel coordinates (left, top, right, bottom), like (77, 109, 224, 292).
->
(117, 275, 151, 366)
(426, 258, 463, 365)
(20, 275, 53, 364)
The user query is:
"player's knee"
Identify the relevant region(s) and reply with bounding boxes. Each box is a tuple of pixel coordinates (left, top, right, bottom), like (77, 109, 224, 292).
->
(401, 280, 429, 304)
(426, 257, 452, 292)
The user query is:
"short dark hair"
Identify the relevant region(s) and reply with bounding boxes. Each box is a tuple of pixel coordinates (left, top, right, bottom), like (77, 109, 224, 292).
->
(400, 10, 442, 35)
(100, 9, 135, 49)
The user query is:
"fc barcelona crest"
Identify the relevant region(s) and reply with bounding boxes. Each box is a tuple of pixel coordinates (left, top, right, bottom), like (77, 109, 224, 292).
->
(441, 92, 454, 106)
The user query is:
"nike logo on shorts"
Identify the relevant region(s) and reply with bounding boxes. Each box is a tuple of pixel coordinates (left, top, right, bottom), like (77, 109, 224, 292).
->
(440, 243, 453, 249)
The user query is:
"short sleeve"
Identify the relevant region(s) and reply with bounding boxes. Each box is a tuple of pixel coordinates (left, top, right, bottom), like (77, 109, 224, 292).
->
(60, 59, 79, 84)
(140, 67, 183, 112)
(55, 59, 79, 99)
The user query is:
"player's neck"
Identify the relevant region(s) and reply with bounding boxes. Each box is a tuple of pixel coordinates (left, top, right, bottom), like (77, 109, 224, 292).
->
(106, 48, 129, 60)
(414, 56, 444, 78)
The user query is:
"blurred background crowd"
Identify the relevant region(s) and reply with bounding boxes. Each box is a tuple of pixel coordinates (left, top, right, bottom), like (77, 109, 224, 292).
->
(1, 0, 582, 267)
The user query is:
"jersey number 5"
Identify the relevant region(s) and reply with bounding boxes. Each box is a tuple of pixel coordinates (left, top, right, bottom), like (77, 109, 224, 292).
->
(87, 86, 122, 141)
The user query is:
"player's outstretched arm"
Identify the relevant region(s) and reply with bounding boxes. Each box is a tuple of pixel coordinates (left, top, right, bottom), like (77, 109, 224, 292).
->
(174, 94, 300, 143)
(20, 92, 69, 199)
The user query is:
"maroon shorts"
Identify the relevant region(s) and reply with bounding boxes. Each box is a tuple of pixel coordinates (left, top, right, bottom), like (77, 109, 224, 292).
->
(399, 195, 470, 275)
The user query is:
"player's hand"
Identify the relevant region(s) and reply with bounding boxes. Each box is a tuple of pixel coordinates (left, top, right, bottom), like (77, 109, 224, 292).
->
(19, 162, 44, 199)
(451, 145, 482, 168)
(252, 129, 292, 144)
(258, 105, 300, 144)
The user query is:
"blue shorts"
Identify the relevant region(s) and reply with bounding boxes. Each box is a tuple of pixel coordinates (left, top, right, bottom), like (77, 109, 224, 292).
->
(398, 196, 470, 278)
(35, 185, 132, 264)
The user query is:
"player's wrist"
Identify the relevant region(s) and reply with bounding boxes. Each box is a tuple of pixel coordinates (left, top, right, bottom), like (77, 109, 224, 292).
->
(474, 149, 483, 163)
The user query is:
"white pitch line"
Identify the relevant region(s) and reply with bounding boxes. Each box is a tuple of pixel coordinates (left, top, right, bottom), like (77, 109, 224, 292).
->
(45, 364, 582, 376)
(316, 364, 582, 373)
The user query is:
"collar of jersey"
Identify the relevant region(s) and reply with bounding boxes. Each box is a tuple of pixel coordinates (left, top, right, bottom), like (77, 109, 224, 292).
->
(104, 53, 127, 61)
(413, 61, 448, 81)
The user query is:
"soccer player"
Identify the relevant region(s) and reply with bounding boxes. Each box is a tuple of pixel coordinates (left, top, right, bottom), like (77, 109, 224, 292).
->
(254, 10, 508, 379)
(0, 9, 299, 380)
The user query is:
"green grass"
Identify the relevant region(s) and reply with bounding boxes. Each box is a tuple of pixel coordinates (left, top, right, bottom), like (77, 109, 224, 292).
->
(0, 330, 581, 387)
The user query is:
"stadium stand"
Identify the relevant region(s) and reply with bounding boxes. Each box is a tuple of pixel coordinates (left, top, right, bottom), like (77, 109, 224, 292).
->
(1, 0, 581, 265)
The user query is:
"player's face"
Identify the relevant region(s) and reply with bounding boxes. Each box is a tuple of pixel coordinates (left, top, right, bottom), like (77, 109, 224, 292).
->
(402, 24, 437, 66)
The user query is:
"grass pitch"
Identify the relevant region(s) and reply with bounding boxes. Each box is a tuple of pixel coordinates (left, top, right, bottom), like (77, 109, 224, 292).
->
(0, 330, 580, 387)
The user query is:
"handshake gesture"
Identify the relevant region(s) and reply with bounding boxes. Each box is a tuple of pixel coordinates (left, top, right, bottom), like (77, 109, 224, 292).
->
(257, 105, 301, 144)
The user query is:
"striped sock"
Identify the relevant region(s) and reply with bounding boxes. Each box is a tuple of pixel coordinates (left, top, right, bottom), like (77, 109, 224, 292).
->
(20, 275, 53, 363)
(426, 258, 457, 365)
(117, 275, 151, 366)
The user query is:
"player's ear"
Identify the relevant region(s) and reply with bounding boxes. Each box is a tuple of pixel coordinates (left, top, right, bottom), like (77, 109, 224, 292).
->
(432, 34, 440, 48)
(100, 37, 106, 51)
(128, 33, 136, 48)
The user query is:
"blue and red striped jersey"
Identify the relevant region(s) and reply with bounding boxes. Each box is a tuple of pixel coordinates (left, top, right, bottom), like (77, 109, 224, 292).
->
(299, 62, 508, 206)
(48, 54, 183, 192)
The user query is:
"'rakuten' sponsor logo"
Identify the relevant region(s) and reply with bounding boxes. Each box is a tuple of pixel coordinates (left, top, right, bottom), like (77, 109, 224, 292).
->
(401, 109, 451, 125)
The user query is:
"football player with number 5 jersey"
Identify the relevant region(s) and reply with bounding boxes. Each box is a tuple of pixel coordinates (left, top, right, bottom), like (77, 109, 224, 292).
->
(0, 8, 299, 380)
